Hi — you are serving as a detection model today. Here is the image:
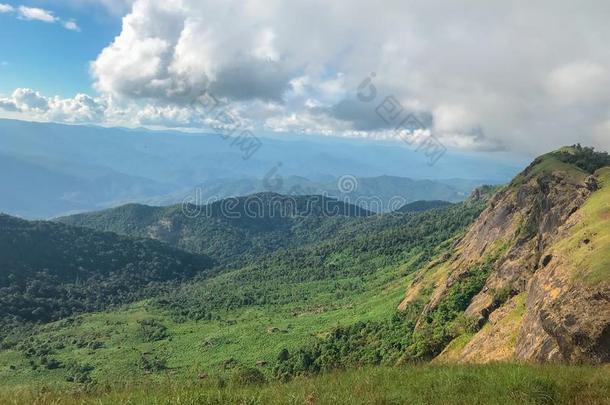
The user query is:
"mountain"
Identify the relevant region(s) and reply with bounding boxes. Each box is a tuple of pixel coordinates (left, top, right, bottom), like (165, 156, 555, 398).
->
(57, 193, 371, 266)
(0, 145, 608, 394)
(397, 145, 610, 363)
(0, 195, 487, 387)
(0, 214, 214, 327)
(267, 146, 610, 375)
(0, 154, 174, 219)
(145, 175, 476, 213)
(0, 118, 521, 218)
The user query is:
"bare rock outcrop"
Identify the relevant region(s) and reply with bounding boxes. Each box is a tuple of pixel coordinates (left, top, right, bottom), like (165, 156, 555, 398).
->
(400, 152, 610, 364)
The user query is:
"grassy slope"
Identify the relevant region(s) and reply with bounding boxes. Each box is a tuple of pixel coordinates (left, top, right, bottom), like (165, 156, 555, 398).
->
(553, 167, 610, 284)
(0, 262, 409, 388)
(2, 364, 609, 405)
(1, 202, 483, 388)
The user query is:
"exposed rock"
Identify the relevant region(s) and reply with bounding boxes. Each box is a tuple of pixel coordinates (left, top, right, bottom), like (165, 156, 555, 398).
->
(585, 175, 598, 192)
(458, 294, 526, 363)
(400, 151, 610, 364)
(516, 246, 610, 363)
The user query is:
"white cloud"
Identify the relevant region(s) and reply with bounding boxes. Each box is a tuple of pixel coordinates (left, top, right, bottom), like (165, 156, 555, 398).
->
(0, 3, 14, 13)
(11, 88, 50, 111)
(18, 6, 58, 23)
(84, 0, 610, 153)
(5, 0, 610, 154)
(63, 20, 80, 31)
(0, 89, 111, 123)
(0, 99, 18, 112)
(1, 5, 79, 31)
(252, 28, 280, 63)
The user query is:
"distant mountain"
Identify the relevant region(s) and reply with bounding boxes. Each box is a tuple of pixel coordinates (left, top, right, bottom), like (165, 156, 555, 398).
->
(147, 175, 483, 213)
(0, 154, 174, 219)
(57, 193, 370, 266)
(398, 200, 453, 212)
(0, 214, 214, 326)
(0, 119, 522, 218)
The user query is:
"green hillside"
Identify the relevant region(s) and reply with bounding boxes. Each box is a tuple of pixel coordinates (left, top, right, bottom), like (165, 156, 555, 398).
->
(0, 200, 484, 388)
(0, 214, 214, 328)
(57, 194, 371, 267)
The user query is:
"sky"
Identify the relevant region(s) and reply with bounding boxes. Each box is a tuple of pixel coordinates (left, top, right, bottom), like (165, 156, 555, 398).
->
(1, 0, 609, 156)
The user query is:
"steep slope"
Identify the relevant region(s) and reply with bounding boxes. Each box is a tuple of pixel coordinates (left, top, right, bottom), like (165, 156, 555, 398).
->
(0, 214, 214, 326)
(57, 193, 371, 266)
(402, 145, 610, 363)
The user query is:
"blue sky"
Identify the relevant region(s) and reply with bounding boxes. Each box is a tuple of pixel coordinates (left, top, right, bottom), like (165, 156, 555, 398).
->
(0, 1, 120, 97)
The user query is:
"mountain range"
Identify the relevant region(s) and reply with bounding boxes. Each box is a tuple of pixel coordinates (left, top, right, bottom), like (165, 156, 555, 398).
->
(0, 119, 522, 218)
(0, 144, 608, 397)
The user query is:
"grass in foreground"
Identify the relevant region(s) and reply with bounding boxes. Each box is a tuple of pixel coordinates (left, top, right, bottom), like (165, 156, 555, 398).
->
(1, 363, 609, 405)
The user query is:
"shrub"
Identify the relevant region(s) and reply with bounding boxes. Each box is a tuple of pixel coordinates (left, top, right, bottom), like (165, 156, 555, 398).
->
(136, 353, 167, 373)
(138, 319, 169, 342)
(65, 361, 94, 384)
(231, 367, 267, 386)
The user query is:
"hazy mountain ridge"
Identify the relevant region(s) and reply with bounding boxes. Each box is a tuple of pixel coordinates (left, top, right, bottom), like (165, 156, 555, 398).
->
(145, 175, 477, 213)
(0, 119, 520, 218)
(0, 153, 175, 218)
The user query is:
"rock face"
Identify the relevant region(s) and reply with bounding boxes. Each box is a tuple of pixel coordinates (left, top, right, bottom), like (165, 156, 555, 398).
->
(401, 150, 610, 364)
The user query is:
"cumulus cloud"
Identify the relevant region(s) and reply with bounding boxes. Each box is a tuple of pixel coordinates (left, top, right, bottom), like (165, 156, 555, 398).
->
(0, 87, 212, 128)
(91, 1, 299, 103)
(0, 89, 113, 123)
(0, 99, 18, 112)
(86, 0, 610, 153)
(4, 0, 610, 154)
(11, 88, 50, 111)
(0, 3, 14, 13)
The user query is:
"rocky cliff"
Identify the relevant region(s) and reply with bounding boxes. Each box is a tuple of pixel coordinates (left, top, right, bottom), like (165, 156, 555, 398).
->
(400, 146, 610, 363)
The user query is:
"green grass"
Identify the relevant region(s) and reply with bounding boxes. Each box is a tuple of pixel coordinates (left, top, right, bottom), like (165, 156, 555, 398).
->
(436, 333, 474, 362)
(0, 261, 408, 388)
(553, 167, 610, 284)
(1, 363, 609, 405)
(1, 202, 485, 388)
(512, 155, 588, 188)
